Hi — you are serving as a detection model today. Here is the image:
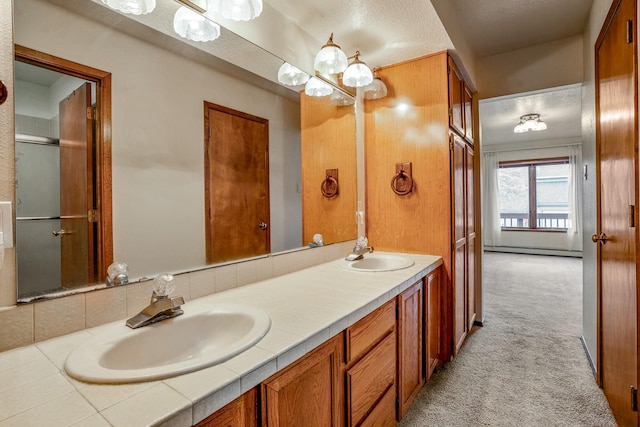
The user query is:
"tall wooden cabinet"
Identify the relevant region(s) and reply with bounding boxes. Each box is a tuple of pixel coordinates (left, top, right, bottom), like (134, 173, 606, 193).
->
(365, 51, 479, 358)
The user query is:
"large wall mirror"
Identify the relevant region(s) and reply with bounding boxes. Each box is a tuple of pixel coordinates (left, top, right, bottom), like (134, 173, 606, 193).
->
(12, 0, 357, 302)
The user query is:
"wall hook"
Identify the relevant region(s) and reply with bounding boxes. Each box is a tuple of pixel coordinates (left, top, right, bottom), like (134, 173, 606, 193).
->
(391, 162, 413, 195)
(321, 168, 339, 198)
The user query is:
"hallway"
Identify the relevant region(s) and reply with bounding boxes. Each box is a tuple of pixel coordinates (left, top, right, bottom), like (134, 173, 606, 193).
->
(399, 252, 616, 426)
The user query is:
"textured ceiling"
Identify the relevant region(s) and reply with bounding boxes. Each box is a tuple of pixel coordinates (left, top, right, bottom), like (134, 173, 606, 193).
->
(479, 84, 583, 147)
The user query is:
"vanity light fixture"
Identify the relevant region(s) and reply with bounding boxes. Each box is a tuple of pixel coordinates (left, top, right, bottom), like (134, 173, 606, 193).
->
(330, 90, 355, 106)
(173, 6, 221, 42)
(514, 113, 547, 133)
(363, 76, 388, 99)
(215, 0, 263, 21)
(314, 34, 349, 75)
(277, 62, 310, 86)
(342, 51, 373, 88)
(305, 77, 334, 97)
(101, 0, 156, 15)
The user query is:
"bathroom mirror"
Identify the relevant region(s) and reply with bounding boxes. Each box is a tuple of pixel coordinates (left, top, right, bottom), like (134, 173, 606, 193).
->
(12, 0, 357, 301)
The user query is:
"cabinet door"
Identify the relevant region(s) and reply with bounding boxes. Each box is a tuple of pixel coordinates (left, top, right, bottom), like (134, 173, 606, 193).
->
(397, 281, 424, 420)
(448, 57, 464, 136)
(466, 147, 476, 329)
(262, 335, 343, 427)
(451, 134, 467, 354)
(196, 388, 258, 427)
(464, 85, 474, 143)
(424, 266, 442, 379)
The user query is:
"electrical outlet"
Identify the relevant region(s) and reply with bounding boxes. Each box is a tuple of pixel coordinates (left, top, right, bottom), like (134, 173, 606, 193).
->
(0, 202, 13, 248)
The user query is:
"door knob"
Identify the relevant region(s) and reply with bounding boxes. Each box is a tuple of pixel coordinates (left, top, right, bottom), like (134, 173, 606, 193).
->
(259, 222, 268, 231)
(52, 229, 72, 237)
(591, 232, 609, 244)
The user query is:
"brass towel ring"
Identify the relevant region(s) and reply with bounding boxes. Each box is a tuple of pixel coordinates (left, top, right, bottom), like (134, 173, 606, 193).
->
(321, 176, 339, 198)
(391, 170, 413, 195)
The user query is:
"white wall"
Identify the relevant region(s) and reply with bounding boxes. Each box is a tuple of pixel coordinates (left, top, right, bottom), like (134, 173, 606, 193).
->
(476, 35, 584, 99)
(483, 138, 582, 254)
(14, 0, 303, 280)
(581, 0, 615, 372)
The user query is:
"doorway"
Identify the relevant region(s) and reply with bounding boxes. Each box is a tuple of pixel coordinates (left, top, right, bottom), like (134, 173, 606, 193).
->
(204, 102, 270, 263)
(14, 46, 112, 298)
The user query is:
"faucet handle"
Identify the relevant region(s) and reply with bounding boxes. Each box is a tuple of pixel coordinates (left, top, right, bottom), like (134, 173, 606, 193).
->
(355, 236, 368, 249)
(153, 274, 175, 297)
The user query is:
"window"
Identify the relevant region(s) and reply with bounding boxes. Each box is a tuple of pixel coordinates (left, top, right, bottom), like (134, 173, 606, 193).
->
(498, 158, 570, 230)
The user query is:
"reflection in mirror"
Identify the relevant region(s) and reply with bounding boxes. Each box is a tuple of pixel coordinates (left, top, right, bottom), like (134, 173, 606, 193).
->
(12, 0, 356, 303)
(14, 46, 113, 301)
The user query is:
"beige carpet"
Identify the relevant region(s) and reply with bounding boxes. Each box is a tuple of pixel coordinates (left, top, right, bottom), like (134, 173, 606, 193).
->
(399, 252, 617, 426)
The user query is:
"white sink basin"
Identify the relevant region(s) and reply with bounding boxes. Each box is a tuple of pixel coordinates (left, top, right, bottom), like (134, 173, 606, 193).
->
(64, 303, 271, 384)
(339, 253, 415, 272)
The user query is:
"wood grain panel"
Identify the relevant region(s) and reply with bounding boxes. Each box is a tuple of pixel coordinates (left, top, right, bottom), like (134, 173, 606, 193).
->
(467, 235, 476, 330)
(464, 85, 474, 143)
(448, 57, 464, 136)
(397, 281, 424, 419)
(345, 299, 395, 364)
(195, 388, 258, 427)
(364, 51, 450, 268)
(301, 93, 357, 245)
(347, 332, 396, 426)
(359, 385, 397, 427)
(467, 147, 475, 235)
(454, 244, 466, 354)
(425, 266, 442, 379)
(262, 335, 343, 427)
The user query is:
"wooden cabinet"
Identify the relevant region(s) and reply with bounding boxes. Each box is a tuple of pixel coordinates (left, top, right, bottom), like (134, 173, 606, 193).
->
(424, 266, 442, 379)
(195, 388, 258, 427)
(397, 281, 424, 420)
(261, 335, 343, 427)
(345, 299, 396, 427)
(364, 51, 479, 361)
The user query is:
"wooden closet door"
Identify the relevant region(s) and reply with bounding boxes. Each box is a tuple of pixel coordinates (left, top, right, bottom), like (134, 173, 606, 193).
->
(451, 134, 467, 354)
(595, 0, 638, 424)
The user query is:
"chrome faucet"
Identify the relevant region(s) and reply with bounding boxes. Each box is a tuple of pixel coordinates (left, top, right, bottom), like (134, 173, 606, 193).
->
(126, 274, 184, 329)
(345, 236, 374, 261)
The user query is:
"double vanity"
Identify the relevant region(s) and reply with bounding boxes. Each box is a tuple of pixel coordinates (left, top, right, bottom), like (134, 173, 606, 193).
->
(0, 252, 442, 426)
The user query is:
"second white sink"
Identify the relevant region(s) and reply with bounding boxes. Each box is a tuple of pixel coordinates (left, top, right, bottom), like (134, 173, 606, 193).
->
(64, 302, 271, 384)
(339, 253, 415, 272)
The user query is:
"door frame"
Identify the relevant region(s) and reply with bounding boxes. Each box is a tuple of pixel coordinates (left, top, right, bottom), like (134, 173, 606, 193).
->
(15, 45, 113, 284)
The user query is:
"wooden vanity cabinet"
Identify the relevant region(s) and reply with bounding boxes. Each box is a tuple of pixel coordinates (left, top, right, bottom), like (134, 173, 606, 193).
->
(397, 281, 424, 420)
(195, 387, 258, 427)
(424, 266, 443, 379)
(261, 334, 344, 427)
(344, 299, 396, 427)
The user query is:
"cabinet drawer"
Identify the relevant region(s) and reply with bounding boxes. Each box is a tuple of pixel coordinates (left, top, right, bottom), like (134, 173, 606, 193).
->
(347, 331, 396, 426)
(359, 384, 397, 427)
(345, 299, 395, 363)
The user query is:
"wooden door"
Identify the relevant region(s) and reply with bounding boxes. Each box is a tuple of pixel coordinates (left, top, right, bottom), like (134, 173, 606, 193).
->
(204, 103, 270, 263)
(595, 0, 638, 424)
(448, 57, 464, 136)
(425, 266, 442, 379)
(262, 335, 343, 427)
(463, 85, 474, 143)
(467, 147, 476, 329)
(451, 134, 467, 354)
(59, 82, 94, 287)
(397, 281, 424, 419)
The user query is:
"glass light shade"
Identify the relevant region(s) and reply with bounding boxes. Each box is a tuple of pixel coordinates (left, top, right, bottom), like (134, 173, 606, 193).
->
(514, 122, 528, 133)
(363, 77, 388, 99)
(531, 120, 547, 131)
(101, 0, 155, 15)
(174, 6, 220, 42)
(314, 35, 348, 75)
(216, 0, 263, 21)
(330, 90, 355, 106)
(305, 77, 333, 97)
(277, 62, 310, 86)
(343, 61, 373, 88)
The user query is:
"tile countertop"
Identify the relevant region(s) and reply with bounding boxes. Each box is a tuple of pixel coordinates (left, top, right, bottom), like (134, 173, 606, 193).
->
(0, 252, 442, 427)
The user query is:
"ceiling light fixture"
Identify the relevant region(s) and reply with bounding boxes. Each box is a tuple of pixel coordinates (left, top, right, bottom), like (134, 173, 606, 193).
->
(216, 0, 263, 21)
(342, 51, 373, 88)
(173, 6, 221, 42)
(514, 113, 547, 133)
(101, 0, 155, 15)
(314, 33, 348, 75)
(305, 77, 334, 97)
(277, 62, 310, 86)
(363, 69, 388, 100)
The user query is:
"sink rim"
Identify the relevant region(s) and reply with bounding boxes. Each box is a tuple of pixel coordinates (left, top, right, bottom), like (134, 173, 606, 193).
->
(64, 302, 271, 384)
(338, 253, 415, 272)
